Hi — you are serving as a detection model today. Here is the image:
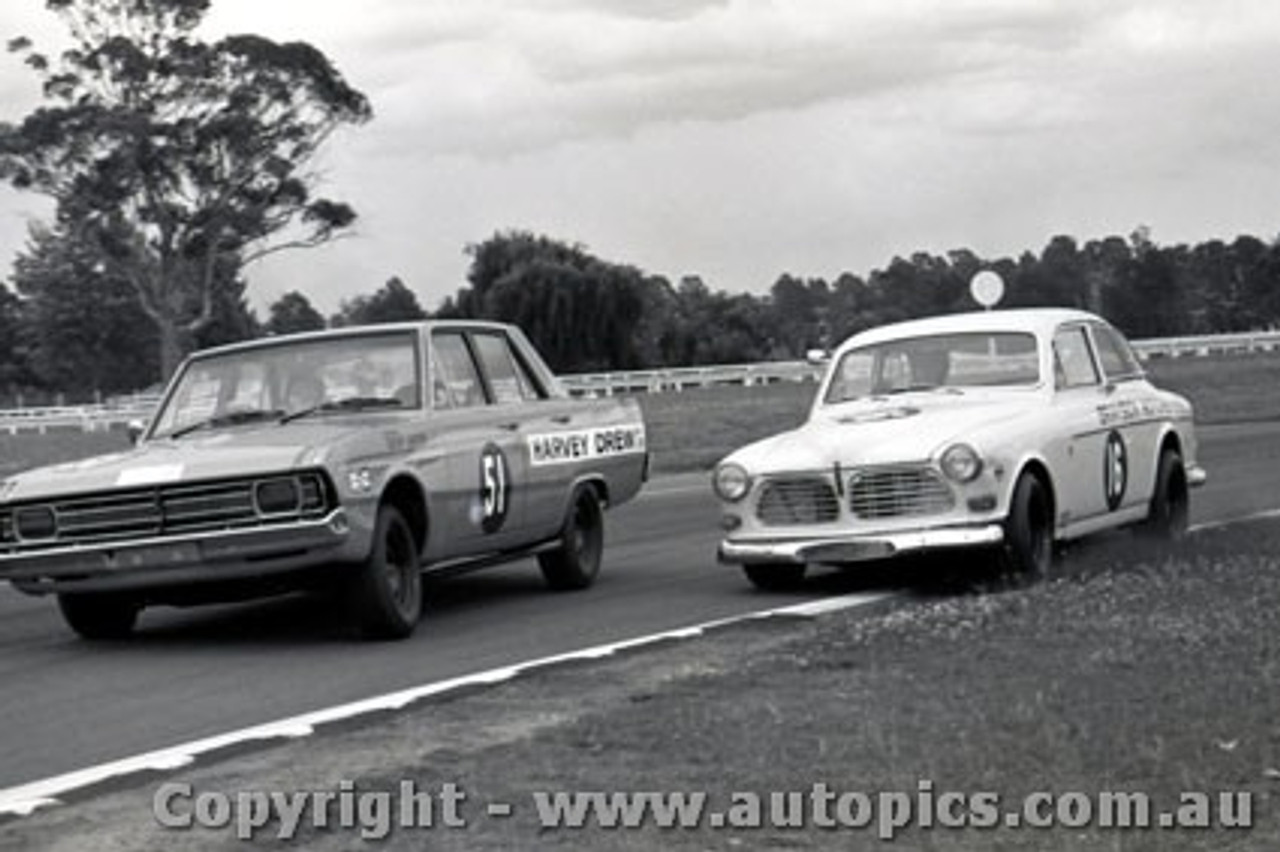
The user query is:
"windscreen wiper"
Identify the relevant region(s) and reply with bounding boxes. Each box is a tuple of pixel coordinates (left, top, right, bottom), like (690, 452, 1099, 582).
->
(168, 408, 285, 439)
(279, 396, 404, 424)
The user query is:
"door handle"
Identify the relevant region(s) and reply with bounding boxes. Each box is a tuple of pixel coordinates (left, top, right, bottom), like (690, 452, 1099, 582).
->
(551, 414, 572, 424)
(498, 422, 520, 431)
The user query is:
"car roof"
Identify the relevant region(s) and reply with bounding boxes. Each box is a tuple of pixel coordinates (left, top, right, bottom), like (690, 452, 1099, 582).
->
(188, 319, 517, 360)
(837, 307, 1103, 351)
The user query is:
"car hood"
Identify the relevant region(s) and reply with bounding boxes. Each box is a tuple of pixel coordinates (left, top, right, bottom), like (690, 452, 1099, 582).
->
(726, 392, 1037, 472)
(0, 418, 397, 502)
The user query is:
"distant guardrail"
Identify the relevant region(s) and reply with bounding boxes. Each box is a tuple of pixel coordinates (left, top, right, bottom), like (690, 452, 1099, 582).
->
(1131, 330, 1280, 358)
(0, 397, 159, 436)
(1, 330, 1277, 433)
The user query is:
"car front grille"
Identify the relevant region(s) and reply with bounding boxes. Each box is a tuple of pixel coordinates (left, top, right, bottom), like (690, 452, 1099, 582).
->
(0, 471, 333, 553)
(756, 477, 840, 526)
(848, 466, 954, 519)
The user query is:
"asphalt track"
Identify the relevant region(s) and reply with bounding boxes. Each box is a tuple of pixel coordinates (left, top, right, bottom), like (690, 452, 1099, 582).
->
(1, 420, 1278, 792)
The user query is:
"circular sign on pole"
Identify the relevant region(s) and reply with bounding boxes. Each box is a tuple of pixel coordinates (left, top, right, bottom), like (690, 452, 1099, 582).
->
(969, 270, 1005, 309)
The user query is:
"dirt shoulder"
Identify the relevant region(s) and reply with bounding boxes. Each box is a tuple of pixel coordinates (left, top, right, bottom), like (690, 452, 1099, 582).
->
(6, 522, 1280, 851)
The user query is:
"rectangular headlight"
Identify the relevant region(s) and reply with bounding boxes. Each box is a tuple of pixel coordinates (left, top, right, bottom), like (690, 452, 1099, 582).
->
(15, 505, 57, 540)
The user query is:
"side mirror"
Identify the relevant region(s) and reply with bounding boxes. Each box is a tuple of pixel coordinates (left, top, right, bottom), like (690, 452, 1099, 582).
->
(126, 419, 145, 446)
(805, 348, 831, 366)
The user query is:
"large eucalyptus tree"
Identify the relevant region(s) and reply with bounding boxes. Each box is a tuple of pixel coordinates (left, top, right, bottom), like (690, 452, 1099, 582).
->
(0, 0, 371, 375)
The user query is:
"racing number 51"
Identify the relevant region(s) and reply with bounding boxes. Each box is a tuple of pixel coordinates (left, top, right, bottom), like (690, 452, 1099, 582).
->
(480, 444, 510, 533)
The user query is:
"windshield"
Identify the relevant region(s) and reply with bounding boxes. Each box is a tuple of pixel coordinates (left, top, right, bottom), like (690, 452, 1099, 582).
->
(151, 331, 421, 439)
(823, 331, 1040, 404)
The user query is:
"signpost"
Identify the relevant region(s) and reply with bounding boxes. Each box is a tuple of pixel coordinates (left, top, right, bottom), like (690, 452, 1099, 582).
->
(970, 270, 1005, 310)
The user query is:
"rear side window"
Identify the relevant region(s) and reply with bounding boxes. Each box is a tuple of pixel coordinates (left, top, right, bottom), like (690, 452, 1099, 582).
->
(471, 332, 546, 403)
(1053, 327, 1099, 389)
(431, 333, 485, 409)
(1091, 324, 1143, 380)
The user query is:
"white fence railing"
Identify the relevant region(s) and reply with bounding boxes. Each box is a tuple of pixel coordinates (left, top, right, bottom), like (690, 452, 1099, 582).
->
(1, 330, 1277, 434)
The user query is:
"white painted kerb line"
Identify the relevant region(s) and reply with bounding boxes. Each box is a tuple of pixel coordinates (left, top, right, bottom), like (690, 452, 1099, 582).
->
(1189, 506, 1280, 532)
(0, 592, 889, 818)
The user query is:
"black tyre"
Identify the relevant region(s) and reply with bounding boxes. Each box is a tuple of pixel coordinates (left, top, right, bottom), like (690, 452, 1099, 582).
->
(1001, 472, 1054, 581)
(539, 485, 604, 591)
(1140, 448, 1189, 541)
(57, 592, 140, 640)
(352, 505, 422, 640)
(743, 563, 807, 591)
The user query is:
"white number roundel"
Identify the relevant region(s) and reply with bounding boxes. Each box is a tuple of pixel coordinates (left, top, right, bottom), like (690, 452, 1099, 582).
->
(1104, 430, 1127, 511)
(480, 444, 511, 533)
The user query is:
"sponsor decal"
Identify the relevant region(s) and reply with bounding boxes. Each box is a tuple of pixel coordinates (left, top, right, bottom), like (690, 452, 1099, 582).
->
(1103, 430, 1127, 511)
(48, 453, 130, 473)
(1097, 398, 1180, 428)
(116, 464, 185, 486)
(837, 406, 920, 424)
(527, 424, 646, 467)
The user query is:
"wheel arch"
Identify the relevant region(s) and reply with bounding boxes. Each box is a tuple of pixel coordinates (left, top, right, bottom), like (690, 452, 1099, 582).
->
(1151, 425, 1187, 493)
(569, 473, 610, 510)
(379, 474, 429, 554)
(1011, 455, 1058, 538)
(1156, 427, 1183, 461)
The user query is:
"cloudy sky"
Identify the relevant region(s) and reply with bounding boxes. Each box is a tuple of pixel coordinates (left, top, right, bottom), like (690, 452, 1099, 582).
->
(2, 0, 1280, 315)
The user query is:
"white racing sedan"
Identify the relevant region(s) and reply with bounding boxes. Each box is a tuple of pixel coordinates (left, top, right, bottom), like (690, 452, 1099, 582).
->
(713, 308, 1206, 589)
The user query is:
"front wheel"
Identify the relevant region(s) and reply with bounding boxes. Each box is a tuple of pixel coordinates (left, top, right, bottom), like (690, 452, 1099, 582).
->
(539, 485, 605, 591)
(1139, 448, 1189, 541)
(743, 562, 807, 591)
(1000, 472, 1054, 582)
(351, 505, 422, 640)
(57, 592, 140, 640)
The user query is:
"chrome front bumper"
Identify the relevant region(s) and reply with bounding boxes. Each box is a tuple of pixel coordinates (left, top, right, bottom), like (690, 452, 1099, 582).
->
(718, 523, 1005, 565)
(0, 509, 354, 594)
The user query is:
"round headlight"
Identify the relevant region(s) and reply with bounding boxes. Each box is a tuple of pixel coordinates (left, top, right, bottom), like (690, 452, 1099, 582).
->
(713, 463, 752, 502)
(941, 444, 983, 483)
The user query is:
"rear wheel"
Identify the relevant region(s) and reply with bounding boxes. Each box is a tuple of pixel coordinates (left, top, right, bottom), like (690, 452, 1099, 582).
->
(1000, 472, 1054, 582)
(1140, 448, 1189, 541)
(57, 592, 140, 640)
(743, 562, 807, 591)
(540, 485, 604, 590)
(351, 505, 422, 640)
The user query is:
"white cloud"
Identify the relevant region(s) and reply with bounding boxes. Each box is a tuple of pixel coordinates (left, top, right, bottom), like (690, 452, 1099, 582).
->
(2, 0, 1280, 316)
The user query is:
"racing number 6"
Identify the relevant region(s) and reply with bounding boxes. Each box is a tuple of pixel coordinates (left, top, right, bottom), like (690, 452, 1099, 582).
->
(1103, 430, 1127, 512)
(480, 444, 510, 533)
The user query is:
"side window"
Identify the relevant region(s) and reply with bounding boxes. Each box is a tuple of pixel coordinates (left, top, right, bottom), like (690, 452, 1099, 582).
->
(431, 333, 485, 409)
(875, 350, 912, 393)
(1091, 325, 1142, 380)
(472, 333, 546, 403)
(1053, 327, 1099, 389)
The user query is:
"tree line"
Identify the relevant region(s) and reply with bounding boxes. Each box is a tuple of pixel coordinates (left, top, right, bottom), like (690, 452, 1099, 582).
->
(436, 227, 1280, 372)
(3, 225, 1279, 403)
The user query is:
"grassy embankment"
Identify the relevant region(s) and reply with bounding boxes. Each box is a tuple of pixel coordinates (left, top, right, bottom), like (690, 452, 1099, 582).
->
(1, 349, 1278, 479)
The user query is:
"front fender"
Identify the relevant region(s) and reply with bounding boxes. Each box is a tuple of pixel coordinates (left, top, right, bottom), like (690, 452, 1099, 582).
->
(991, 448, 1057, 530)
